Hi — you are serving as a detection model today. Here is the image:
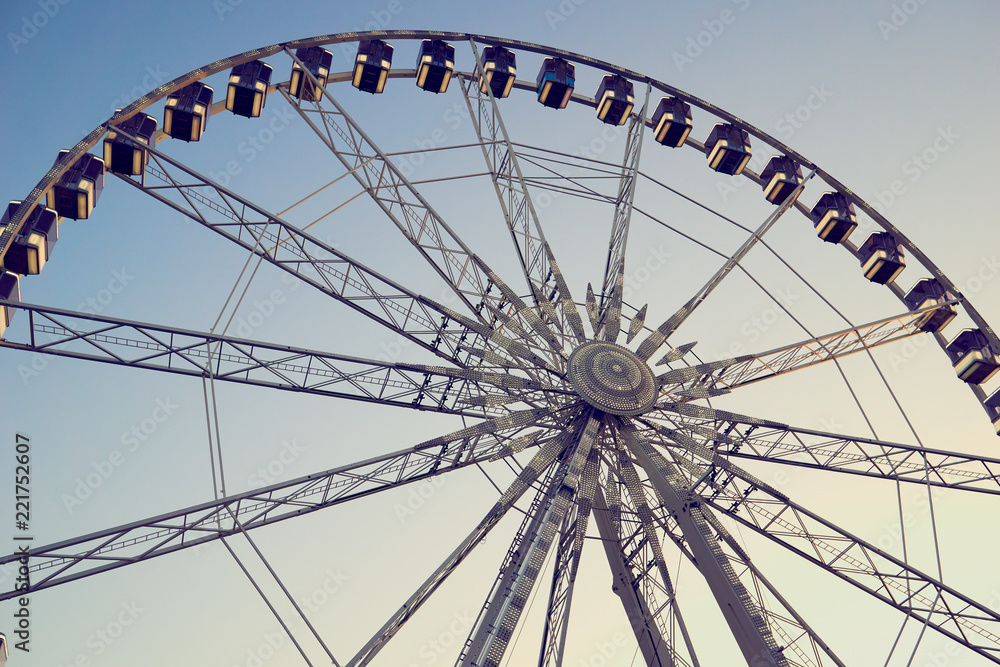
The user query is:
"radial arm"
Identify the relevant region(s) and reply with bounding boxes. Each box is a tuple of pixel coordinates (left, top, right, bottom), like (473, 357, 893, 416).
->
(0, 411, 574, 601)
(599, 84, 650, 343)
(1, 302, 575, 417)
(278, 49, 566, 366)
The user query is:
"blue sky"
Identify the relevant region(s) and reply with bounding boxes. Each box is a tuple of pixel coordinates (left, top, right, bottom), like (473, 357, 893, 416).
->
(1, 1, 1000, 665)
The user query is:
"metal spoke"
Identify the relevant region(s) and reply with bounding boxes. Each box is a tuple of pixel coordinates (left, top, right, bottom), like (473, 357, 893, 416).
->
(634, 170, 815, 362)
(624, 468, 845, 667)
(1, 302, 575, 417)
(646, 423, 1000, 663)
(459, 39, 587, 345)
(655, 304, 957, 397)
(701, 473, 1000, 664)
(348, 427, 576, 666)
(457, 413, 600, 667)
(0, 415, 574, 601)
(592, 485, 684, 667)
(598, 83, 650, 343)
(621, 423, 789, 666)
(279, 48, 568, 368)
(609, 431, 700, 667)
(655, 411, 1000, 497)
(538, 444, 601, 667)
(108, 129, 563, 378)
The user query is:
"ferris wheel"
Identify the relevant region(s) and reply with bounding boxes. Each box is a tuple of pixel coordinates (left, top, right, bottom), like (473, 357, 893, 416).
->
(3, 29, 1000, 666)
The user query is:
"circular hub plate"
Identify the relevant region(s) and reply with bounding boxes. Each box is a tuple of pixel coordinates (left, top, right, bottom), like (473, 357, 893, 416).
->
(567, 342, 657, 416)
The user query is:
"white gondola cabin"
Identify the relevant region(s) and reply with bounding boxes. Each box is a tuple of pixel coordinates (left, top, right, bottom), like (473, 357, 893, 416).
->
(290, 47, 332, 102)
(478, 46, 516, 99)
(227, 60, 273, 118)
(651, 97, 692, 148)
(985, 390, 1000, 434)
(946, 328, 1000, 385)
(595, 75, 634, 126)
(0, 272, 20, 339)
(760, 156, 803, 205)
(415, 40, 455, 94)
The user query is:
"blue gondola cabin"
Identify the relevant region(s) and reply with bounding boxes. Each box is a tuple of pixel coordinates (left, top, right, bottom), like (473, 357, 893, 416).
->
(536, 58, 575, 109)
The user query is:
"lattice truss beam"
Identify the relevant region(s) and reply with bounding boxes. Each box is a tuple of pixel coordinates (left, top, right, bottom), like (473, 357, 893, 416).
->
(106, 123, 561, 381)
(456, 41, 587, 346)
(2, 302, 579, 417)
(275, 48, 570, 372)
(0, 406, 580, 601)
(653, 304, 959, 401)
(656, 410, 1000, 496)
(597, 84, 649, 343)
(629, 417, 1000, 665)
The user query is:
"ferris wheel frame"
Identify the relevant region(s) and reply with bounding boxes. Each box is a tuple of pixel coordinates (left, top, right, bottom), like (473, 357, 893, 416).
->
(2, 29, 1000, 667)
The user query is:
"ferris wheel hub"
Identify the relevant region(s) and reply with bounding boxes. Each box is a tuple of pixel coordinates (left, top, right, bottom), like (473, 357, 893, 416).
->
(567, 341, 657, 416)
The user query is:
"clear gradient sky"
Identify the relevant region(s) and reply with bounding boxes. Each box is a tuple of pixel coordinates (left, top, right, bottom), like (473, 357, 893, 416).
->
(1, 1, 1000, 665)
